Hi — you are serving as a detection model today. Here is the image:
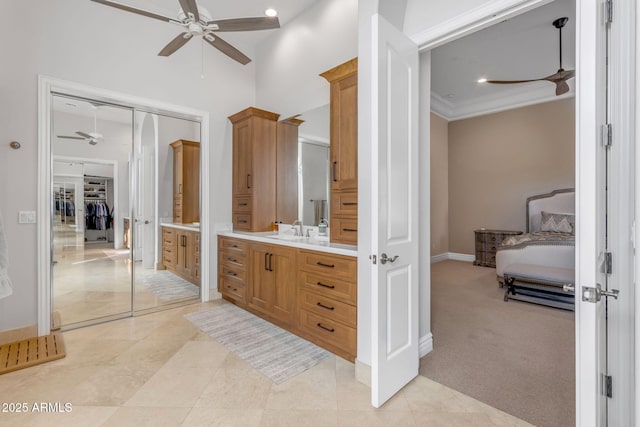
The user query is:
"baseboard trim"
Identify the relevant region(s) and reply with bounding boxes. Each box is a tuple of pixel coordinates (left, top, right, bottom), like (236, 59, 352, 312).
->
(419, 332, 434, 358)
(355, 359, 371, 387)
(431, 252, 475, 263)
(0, 324, 38, 346)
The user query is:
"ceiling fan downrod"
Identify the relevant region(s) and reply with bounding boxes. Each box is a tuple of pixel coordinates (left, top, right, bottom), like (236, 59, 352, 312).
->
(553, 17, 568, 71)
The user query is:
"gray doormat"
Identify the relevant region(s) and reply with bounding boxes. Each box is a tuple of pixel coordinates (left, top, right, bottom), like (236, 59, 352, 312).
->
(138, 270, 200, 301)
(184, 303, 332, 384)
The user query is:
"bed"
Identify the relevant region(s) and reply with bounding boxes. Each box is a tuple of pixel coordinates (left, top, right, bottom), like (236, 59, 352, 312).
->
(496, 188, 575, 287)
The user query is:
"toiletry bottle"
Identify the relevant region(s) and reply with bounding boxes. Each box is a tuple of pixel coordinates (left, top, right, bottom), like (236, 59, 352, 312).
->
(318, 218, 328, 236)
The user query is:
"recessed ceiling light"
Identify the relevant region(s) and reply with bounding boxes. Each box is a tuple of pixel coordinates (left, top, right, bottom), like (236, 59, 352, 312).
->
(477, 78, 488, 83)
(265, 8, 278, 17)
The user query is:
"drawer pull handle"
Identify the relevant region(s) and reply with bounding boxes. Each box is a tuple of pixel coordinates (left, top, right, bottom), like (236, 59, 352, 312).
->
(226, 285, 237, 292)
(238, 220, 248, 224)
(317, 281, 335, 289)
(238, 203, 248, 206)
(229, 244, 238, 248)
(316, 261, 335, 268)
(342, 202, 358, 206)
(317, 323, 335, 333)
(228, 258, 238, 263)
(316, 302, 335, 311)
(342, 228, 357, 232)
(227, 271, 237, 276)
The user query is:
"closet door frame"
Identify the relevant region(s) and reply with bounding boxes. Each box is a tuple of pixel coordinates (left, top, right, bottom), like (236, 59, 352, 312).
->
(37, 76, 211, 335)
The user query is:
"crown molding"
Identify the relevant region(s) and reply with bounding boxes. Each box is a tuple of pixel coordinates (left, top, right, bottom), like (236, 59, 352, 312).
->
(431, 84, 575, 122)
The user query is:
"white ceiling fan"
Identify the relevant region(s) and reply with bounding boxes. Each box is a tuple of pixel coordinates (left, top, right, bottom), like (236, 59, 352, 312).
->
(90, 0, 280, 64)
(57, 105, 104, 146)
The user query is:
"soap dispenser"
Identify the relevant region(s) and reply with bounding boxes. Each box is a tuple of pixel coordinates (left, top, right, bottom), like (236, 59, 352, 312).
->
(318, 218, 328, 237)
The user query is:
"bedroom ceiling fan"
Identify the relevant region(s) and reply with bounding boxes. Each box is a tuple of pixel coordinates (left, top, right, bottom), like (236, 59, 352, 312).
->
(483, 17, 575, 96)
(90, 0, 280, 65)
(57, 106, 103, 146)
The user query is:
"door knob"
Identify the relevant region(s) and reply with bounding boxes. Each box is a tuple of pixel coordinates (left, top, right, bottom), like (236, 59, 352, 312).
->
(379, 253, 399, 264)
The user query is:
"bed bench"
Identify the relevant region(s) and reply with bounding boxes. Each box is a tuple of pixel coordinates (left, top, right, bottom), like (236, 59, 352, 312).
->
(503, 263, 575, 311)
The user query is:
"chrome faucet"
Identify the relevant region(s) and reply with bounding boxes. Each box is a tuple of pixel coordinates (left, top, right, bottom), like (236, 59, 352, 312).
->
(291, 220, 303, 237)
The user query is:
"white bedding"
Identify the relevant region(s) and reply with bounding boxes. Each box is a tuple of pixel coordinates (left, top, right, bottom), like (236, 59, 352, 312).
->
(495, 189, 575, 284)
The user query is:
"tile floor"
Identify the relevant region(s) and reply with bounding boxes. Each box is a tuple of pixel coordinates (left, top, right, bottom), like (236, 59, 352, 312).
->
(0, 301, 532, 427)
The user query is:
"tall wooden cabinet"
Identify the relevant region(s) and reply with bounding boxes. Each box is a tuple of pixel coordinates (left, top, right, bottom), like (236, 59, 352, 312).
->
(229, 108, 280, 231)
(170, 140, 200, 224)
(321, 58, 358, 245)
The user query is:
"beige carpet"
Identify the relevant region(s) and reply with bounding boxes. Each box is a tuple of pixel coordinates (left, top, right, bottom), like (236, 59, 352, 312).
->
(420, 260, 574, 427)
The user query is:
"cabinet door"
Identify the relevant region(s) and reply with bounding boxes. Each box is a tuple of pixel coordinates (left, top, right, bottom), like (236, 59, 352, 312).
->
(233, 120, 253, 196)
(248, 243, 273, 314)
(270, 245, 296, 325)
(183, 230, 196, 279)
(330, 73, 358, 191)
(173, 145, 183, 196)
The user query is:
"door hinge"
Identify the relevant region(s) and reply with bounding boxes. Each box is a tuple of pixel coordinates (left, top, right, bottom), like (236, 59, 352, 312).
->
(604, 251, 613, 274)
(606, 0, 613, 24)
(602, 123, 612, 148)
(603, 374, 613, 398)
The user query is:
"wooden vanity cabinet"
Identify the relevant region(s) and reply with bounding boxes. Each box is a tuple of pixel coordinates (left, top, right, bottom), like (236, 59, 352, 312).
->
(217, 235, 357, 361)
(321, 58, 358, 245)
(170, 140, 200, 224)
(248, 243, 297, 326)
(229, 107, 280, 231)
(296, 250, 357, 361)
(162, 226, 200, 286)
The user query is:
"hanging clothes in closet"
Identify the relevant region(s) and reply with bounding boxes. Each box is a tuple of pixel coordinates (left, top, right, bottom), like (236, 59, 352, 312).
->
(85, 201, 112, 230)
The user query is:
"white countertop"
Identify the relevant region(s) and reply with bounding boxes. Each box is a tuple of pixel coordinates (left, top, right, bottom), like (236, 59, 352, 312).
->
(161, 222, 201, 232)
(218, 230, 357, 257)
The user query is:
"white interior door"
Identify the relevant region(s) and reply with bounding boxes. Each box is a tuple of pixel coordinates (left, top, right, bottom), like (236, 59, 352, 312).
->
(576, 0, 608, 424)
(370, 13, 419, 408)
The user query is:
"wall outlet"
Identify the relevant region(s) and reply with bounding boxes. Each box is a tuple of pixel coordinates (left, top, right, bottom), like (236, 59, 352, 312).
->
(18, 211, 36, 224)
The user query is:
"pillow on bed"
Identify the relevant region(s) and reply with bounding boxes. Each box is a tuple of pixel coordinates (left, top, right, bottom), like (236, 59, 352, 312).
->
(540, 211, 575, 234)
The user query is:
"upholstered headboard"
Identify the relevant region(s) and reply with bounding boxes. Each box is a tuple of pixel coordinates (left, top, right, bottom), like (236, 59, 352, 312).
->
(527, 188, 575, 232)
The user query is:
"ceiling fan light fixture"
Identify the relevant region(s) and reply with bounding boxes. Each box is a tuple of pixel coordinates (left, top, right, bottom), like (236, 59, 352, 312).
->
(265, 8, 278, 17)
(477, 78, 488, 83)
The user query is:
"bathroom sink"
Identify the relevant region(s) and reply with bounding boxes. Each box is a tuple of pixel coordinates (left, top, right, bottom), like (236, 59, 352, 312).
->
(267, 234, 307, 241)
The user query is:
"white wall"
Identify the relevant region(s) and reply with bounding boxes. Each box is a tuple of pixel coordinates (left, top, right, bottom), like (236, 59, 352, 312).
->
(0, 0, 255, 331)
(254, 0, 358, 119)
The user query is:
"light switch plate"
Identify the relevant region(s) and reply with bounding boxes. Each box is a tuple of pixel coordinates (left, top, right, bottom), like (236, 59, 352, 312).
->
(19, 211, 36, 224)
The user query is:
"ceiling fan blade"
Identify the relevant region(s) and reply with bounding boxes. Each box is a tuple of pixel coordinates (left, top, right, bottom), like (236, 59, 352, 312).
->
(57, 135, 86, 140)
(90, 0, 177, 23)
(178, 0, 199, 21)
(158, 33, 192, 57)
(204, 34, 251, 65)
(76, 131, 93, 139)
(544, 69, 575, 82)
(486, 79, 543, 84)
(207, 16, 280, 32)
(555, 80, 570, 96)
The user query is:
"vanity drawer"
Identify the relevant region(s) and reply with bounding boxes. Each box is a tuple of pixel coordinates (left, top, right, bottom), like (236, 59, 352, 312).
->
(298, 309, 356, 356)
(331, 191, 358, 216)
(219, 263, 246, 282)
(233, 197, 252, 213)
(219, 251, 247, 270)
(163, 252, 176, 266)
(299, 250, 357, 281)
(233, 213, 252, 230)
(330, 218, 358, 245)
(219, 236, 248, 254)
(299, 271, 356, 305)
(219, 277, 245, 303)
(298, 289, 356, 327)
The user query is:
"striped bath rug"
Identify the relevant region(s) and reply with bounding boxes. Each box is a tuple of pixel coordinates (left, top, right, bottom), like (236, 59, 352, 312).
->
(184, 303, 332, 384)
(138, 270, 199, 301)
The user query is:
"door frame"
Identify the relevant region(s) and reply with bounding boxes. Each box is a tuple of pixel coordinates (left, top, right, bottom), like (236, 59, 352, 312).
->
(399, 0, 635, 424)
(37, 75, 211, 335)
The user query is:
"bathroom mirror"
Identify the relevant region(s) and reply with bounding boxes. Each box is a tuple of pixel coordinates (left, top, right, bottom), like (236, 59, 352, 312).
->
(296, 104, 330, 226)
